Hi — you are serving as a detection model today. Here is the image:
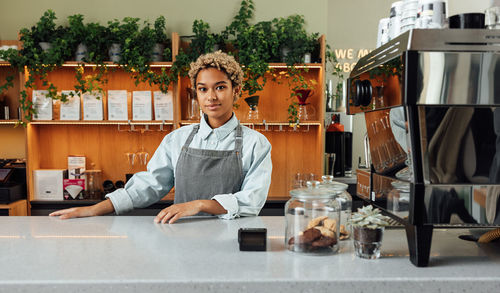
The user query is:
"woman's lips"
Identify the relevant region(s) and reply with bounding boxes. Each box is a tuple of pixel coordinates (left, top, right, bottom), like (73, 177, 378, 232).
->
(205, 104, 221, 110)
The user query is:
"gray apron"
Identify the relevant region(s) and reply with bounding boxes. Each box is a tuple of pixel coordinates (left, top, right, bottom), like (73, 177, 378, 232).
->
(174, 123, 244, 215)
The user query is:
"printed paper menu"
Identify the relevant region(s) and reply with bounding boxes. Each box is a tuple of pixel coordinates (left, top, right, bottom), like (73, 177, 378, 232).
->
(153, 91, 173, 120)
(60, 91, 80, 120)
(32, 90, 52, 120)
(133, 91, 152, 120)
(107, 90, 128, 121)
(82, 91, 104, 120)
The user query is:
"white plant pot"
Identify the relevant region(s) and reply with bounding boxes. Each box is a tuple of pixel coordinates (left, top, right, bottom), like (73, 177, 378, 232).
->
(108, 43, 122, 63)
(39, 42, 52, 52)
(150, 43, 164, 62)
(75, 43, 88, 62)
(281, 47, 290, 62)
(303, 52, 312, 63)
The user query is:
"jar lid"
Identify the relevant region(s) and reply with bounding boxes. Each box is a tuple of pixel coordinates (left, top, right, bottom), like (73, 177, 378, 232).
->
(319, 175, 348, 192)
(290, 180, 339, 199)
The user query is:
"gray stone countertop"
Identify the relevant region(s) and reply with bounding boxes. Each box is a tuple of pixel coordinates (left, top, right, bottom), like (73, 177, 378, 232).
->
(0, 216, 499, 293)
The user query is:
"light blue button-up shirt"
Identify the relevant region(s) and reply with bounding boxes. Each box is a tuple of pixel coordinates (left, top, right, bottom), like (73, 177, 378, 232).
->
(106, 114, 272, 219)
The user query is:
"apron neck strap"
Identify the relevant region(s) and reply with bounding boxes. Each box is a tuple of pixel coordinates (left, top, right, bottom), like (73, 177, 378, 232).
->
(183, 124, 200, 148)
(234, 124, 243, 152)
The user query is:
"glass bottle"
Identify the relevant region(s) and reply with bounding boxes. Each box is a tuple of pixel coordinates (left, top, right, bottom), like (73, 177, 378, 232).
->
(285, 180, 341, 254)
(187, 88, 200, 120)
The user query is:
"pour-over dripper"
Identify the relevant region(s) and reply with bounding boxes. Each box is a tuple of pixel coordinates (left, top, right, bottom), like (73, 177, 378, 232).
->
(294, 89, 314, 105)
(244, 96, 260, 121)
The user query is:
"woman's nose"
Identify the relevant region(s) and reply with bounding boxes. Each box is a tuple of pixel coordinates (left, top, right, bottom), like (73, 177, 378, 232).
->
(207, 89, 217, 101)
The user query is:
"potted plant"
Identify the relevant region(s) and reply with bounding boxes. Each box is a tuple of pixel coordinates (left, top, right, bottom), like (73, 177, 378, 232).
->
(151, 16, 171, 62)
(107, 17, 140, 63)
(67, 14, 89, 61)
(348, 205, 390, 259)
(273, 15, 319, 65)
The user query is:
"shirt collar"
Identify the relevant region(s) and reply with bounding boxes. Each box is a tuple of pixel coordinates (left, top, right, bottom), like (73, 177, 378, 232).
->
(198, 113, 239, 141)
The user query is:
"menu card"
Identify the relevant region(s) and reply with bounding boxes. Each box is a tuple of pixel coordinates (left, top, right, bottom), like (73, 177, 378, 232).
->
(107, 90, 128, 121)
(60, 91, 80, 120)
(82, 91, 104, 120)
(132, 91, 152, 120)
(32, 90, 52, 120)
(153, 91, 173, 120)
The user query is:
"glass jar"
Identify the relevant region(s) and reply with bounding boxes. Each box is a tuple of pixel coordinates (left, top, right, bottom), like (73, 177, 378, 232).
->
(85, 170, 102, 200)
(320, 175, 352, 240)
(285, 181, 341, 254)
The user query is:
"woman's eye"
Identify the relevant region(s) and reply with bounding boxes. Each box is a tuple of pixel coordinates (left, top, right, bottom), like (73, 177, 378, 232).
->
(216, 85, 226, 90)
(197, 87, 207, 92)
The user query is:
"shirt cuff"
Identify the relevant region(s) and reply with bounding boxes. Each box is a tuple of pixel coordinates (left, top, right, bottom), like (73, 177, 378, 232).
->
(105, 188, 134, 215)
(211, 194, 239, 220)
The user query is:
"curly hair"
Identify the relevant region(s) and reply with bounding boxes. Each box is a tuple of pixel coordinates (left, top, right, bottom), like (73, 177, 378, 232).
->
(188, 51, 244, 100)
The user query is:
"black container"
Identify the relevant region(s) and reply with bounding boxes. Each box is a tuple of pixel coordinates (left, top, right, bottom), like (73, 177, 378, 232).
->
(449, 13, 485, 29)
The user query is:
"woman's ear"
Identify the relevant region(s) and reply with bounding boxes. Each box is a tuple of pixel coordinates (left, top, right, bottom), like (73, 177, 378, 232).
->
(233, 85, 242, 102)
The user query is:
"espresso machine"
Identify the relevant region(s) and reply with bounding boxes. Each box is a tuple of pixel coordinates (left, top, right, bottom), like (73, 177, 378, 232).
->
(348, 29, 500, 267)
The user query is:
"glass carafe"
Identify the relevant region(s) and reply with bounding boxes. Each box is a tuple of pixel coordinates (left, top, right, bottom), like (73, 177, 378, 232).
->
(320, 175, 352, 240)
(285, 181, 341, 254)
(295, 89, 316, 121)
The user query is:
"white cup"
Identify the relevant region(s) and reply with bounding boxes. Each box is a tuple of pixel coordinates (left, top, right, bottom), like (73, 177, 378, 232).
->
(389, 1, 404, 40)
(377, 18, 391, 47)
(415, 0, 447, 29)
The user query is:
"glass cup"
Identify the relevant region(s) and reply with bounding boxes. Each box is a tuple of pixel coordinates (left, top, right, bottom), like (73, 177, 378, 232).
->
(352, 226, 384, 259)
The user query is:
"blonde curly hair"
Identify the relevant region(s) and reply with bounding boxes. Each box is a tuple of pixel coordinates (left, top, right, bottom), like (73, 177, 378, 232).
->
(188, 51, 244, 100)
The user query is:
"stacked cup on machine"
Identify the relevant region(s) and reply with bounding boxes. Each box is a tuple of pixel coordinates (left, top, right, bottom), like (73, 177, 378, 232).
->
(415, 0, 447, 29)
(388, 1, 404, 40)
(400, 0, 419, 33)
(376, 18, 391, 47)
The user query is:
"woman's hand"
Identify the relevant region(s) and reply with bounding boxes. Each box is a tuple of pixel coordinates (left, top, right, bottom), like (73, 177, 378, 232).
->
(49, 199, 115, 219)
(154, 201, 202, 224)
(49, 206, 97, 219)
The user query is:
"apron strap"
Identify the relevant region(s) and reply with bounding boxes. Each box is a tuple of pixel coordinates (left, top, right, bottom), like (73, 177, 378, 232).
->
(182, 124, 200, 148)
(234, 124, 243, 152)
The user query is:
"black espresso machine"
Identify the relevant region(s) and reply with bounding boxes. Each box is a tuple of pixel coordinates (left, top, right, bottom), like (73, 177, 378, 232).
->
(348, 29, 500, 267)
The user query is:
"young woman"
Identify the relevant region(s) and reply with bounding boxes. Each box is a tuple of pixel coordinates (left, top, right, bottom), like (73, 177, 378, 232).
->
(50, 51, 272, 224)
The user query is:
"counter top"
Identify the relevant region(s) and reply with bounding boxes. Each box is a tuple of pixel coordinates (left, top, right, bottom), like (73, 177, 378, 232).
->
(0, 216, 499, 293)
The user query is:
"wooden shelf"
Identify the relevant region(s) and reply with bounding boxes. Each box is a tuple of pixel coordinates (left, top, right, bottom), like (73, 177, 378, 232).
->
(179, 120, 322, 126)
(0, 120, 21, 125)
(29, 120, 175, 126)
(267, 63, 322, 69)
(61, 61, 173, 68)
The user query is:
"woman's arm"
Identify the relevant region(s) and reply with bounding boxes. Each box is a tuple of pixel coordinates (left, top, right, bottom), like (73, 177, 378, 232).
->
(154, 199, 227, 224)
(49, 198, 115, 219)
(212, 134, 272, 219)
(50, 133, 177, 219)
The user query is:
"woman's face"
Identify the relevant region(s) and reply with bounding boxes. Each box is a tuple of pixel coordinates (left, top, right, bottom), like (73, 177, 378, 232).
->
(195, 67, 239, 128)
